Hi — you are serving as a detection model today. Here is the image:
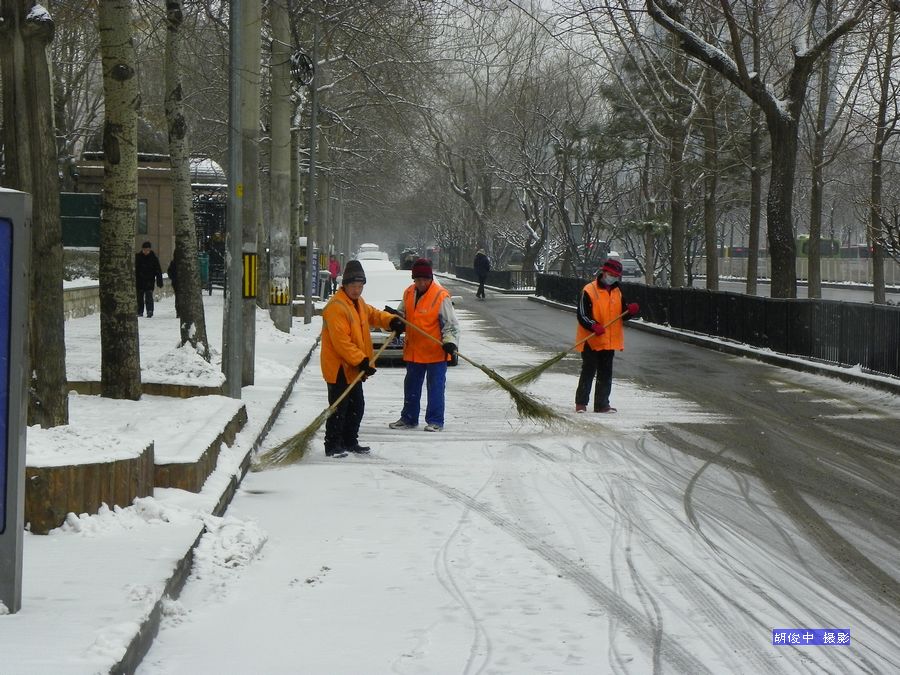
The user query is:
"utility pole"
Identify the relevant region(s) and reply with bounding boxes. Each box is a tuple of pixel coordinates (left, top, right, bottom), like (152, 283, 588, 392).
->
(223, 0, 243, 397)
(304, 21, 319, 324)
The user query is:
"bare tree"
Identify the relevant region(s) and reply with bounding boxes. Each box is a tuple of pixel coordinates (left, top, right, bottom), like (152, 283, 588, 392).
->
(98, 0, 141, 399)
(0, 0, 69, 426)
(165, 0, 211, 357)
(646, 0, 877, 298)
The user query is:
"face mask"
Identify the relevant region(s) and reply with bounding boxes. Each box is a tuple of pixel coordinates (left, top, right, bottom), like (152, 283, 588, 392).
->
(601, 273, 617, 285)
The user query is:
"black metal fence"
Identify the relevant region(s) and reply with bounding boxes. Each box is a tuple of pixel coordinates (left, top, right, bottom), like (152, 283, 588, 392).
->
(536, 274, 900, 379)
(455, 266, 537, 290)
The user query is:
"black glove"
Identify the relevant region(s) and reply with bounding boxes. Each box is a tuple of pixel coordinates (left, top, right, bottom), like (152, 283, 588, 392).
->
(442, 342, 457, 355)
(389, 317, 404, 334)
(383, 305, 400, 316)
(156, 279, 163, 288)
(357, 357, 377, 378)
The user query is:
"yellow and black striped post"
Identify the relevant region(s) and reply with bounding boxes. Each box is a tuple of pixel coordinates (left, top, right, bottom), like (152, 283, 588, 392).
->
(242, 253, 257, 298)
(269, 280, 290, 305)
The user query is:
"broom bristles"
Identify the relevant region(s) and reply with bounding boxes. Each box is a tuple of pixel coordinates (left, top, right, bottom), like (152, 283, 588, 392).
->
(466, 356, 563, 425)
(255, 408, 333, 469)
(507, 350, 569, 387)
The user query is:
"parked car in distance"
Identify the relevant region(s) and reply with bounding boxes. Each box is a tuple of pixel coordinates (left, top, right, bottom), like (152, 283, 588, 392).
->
(620, 258, 641, 278)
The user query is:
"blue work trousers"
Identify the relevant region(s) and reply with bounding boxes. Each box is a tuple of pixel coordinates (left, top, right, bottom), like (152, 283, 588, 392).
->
(401, 360, 448, 427)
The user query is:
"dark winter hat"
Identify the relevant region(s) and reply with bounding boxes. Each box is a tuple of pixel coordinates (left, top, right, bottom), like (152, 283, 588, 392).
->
(342, 259, 367, 285)
(411, 258, 433, 279)
(600, 258, 623, 278)
(141, 241, 152, 249)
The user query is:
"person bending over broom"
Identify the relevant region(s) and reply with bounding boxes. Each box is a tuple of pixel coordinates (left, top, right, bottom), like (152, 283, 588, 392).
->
(574, 258, 639, 414)
(320, 259, 404, 458)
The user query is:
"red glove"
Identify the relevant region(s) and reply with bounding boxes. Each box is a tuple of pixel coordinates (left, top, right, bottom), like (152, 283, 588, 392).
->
(591, 322, 606, 336)
(627, 303, 640, 317)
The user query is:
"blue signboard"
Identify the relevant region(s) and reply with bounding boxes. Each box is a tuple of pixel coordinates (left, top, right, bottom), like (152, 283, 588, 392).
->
(0, 188, 29, 614)
(0, 217, 9, 534)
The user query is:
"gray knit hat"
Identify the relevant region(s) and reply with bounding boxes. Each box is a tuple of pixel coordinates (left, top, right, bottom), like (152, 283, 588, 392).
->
(342, 259, 367, 285)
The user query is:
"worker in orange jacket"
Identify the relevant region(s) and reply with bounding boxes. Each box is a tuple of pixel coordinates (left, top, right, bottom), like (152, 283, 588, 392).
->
(386, 258, 460, 432)
(575, 258, 639, 413)
(320, 259, 404, 458)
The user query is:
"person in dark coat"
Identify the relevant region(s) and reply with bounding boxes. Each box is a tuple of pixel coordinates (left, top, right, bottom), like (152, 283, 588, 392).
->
(473, 248, 491, 299)
(135, 241, 163, 317)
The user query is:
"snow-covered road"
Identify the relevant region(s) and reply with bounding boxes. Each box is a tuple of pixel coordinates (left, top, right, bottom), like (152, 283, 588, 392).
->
(138, 301, 900, 674)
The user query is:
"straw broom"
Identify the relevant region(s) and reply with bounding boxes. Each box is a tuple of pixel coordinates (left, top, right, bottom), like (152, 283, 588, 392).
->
(256, 335, 396, 468)
(508, 310, 630, 387)
(390, 314, 563, 425)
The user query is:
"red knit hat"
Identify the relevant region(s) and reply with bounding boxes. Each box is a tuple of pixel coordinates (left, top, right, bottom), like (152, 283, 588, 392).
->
(411, 258, 433, 279)
(600, 258, 623, 277)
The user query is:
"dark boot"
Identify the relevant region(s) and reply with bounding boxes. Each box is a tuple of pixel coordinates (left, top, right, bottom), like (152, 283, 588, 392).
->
(344, 443, 370, 455)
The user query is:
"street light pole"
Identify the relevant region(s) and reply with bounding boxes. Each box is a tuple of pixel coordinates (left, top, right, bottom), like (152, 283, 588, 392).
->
(224, 0, 243, 396)
(304, 20, 319, 324)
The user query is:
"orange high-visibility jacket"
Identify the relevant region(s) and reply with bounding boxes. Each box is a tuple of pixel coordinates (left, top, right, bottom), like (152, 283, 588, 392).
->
(320, 288, 395, 383)
(575, 281, 625, 351)
(402, 281, 452, 363)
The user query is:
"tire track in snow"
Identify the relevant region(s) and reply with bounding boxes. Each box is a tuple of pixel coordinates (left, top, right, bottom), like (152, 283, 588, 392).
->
(389, 467, 712, 675)
(431, 470, 494, 675)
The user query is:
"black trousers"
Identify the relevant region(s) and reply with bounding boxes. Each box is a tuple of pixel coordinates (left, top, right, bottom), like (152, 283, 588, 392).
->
(324, 369, 365, 451)
(476, 274, 487, 298)
(575, 347, 615, 410)
(137, 288, 154, 316)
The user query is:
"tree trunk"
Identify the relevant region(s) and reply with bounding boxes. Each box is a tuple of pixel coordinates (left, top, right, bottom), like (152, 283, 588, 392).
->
(98, 0, 141, 399)
(165, 0, 210, 359)
(808, 50, 833, 299)
(747, 106, 762, 296)
(669, 135, 687, 287)
(268, 0, 292, 331)
(0, 1, 70, 426)
(869, 7, 895, 306)
(765, 111, 799, 299)
(702, 76, 719, 291)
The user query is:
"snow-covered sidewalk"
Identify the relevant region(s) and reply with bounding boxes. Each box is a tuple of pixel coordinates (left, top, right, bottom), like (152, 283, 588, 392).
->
(2, 294, 320, 674)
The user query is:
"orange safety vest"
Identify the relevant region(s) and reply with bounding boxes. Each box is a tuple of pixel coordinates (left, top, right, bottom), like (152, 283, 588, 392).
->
(320, 288, 393, 383)
(575, 281, 625, 352)
(402, 281, 451, 363)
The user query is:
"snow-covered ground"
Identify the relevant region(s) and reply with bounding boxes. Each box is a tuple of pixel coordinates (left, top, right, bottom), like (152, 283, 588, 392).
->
(3, 288, 898, 674)
(138, 299, 896, 674)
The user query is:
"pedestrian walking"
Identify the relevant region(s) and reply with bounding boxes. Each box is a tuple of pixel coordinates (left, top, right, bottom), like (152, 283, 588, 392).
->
(574, 258, 639, 413)
(320, 259, 405, 458)
(135, 241, 163, 317)
(473, 248, 491, 300)
(387, 258, 460, 432)
(327, 255, 340, 296)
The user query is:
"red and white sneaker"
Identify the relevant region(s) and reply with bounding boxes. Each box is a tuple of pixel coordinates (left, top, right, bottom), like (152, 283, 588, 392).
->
(596, 406, 617, 413)
(575, 404, 587, 413)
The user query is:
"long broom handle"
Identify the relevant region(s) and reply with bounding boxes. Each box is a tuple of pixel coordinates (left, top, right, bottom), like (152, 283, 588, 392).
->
(389, 313, 482, 369)
(324, 331, 397, 414)
(571, 309, 630, 350)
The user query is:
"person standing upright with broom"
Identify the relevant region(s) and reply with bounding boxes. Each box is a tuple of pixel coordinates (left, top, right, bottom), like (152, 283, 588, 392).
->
(575, 258, 639, 413)
(321, 259, 404, 458)
(386, 258, 460, 432)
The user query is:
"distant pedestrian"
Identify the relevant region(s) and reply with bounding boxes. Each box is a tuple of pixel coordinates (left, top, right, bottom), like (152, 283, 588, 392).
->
(320, 259, 405, 458)
(135, 241, 163, 318)
(574, 258, 639, 413)
(473, 248, 490, 299)
(328, 255, 340, 296)
(387, 258, 460, 432)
